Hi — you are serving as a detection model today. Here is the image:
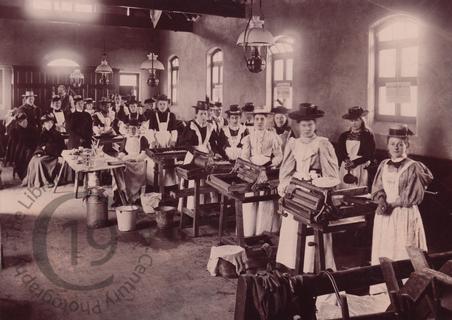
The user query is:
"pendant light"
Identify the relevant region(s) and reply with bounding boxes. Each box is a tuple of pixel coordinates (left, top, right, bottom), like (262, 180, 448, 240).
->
(140, 52, 164, 87)
(95, 52, 113, 86)
(69, 68, 85, 88)
(236, 0, 274, 73)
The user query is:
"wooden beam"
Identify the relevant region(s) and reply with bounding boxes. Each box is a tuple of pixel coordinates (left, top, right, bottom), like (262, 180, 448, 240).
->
(0, 5, 193, 31)
(299, 251, 452, 296)
(97, 0, 247, 18)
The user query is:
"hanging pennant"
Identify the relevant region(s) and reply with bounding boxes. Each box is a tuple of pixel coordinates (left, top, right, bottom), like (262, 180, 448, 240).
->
(150, 10, 162, 28)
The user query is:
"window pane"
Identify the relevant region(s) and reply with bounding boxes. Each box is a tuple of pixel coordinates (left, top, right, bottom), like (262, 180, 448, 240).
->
(172, 70, 178, 85)
(378, 49, 396, 77)
(274, 59, 284, 81)
(378, 86, 396, 115)
(59, 1, 73, 11)
(219, 66, 223, 84)
(401, 86, 417, 117)
(172, 88, 177, 104)
(212, 66, 219, 84)
(378, 20, 418, 41)
(212, 50, 223, 62)
(74, 3, 93, 12)
(286, 59, 293, 81)
(33, 0, 52, 10)
(119, 74, 138, 86)
(401, 46, 418, 77)
(171, 58, 179, 67)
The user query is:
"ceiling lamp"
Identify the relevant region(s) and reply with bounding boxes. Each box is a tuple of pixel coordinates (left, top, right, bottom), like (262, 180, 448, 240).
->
(236, 0, 274, 73)
(140, 52, 164, 87)
(95, 53, 113, 85)
(69, 68, 84, 88)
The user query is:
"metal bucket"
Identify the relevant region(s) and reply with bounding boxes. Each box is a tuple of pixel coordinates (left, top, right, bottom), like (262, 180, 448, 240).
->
(115, 205, 140, 231)
(155, 206, 176, 229)
(85, 187, 108, 228)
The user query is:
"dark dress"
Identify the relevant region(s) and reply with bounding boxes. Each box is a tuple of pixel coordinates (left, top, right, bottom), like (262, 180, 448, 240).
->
(24, 127, 65, 187)
(5, 123, 38, 179)
(123, 112, 146, 127)
(67, 111, 93, 149)
(177, 120, 223, 156)
(217, 126, 249, 161)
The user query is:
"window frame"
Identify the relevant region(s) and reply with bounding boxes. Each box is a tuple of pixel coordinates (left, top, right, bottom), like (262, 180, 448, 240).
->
(207, 48, 223, 103)
(168, 56, 179, 106)
(119, 72, 139, 99)
(372, 16, 419, 123)
(267, 36, 294, 109)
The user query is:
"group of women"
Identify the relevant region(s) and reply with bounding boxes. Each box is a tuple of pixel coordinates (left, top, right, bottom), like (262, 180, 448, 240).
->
(2, 90, 433, 276)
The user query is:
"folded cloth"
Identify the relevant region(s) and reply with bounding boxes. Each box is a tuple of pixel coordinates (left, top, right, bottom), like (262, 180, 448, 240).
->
(207, 245, 247, 276)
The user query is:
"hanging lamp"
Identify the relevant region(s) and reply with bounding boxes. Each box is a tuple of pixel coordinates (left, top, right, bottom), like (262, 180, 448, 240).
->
(236, 0, 274, 73)
(140, 52, 164, 87)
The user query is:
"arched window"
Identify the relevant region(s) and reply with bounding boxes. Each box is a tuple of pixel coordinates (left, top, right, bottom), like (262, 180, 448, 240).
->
(370, 15, 420, 123)
(207, 48, 223, 103)
(268, 36, 294, 108)
(168, 56, 179, 105)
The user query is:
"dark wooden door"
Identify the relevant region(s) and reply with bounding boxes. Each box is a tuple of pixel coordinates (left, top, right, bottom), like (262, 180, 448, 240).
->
(12, 65, 119, 111)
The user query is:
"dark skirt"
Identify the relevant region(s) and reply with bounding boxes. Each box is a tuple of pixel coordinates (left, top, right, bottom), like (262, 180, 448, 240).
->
(24, 155, 60, 188)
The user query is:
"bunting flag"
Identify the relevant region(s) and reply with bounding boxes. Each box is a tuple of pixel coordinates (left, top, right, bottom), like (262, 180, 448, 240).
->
(150, 10, 162, 28)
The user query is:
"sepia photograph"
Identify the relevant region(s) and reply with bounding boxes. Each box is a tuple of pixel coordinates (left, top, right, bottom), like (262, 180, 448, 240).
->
(0, 0, 451, 319)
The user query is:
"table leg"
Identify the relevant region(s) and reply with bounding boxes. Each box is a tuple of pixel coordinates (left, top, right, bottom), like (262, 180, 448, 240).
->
(218, 194, 225, 239)
(179, 179, 189, 229)
(193, 179, 200, 237)
(74, 171, 79, 198)
(235, 200, 245, 247)
(159, 165, 165, 196)
(314, 230, 326, 274)
(53, 160, 66, 193)
(153, 162, 159, 191)
(295, 223, 307, 275)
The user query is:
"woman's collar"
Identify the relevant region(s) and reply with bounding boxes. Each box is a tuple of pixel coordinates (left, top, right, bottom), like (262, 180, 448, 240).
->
(390, 154, 408, 163)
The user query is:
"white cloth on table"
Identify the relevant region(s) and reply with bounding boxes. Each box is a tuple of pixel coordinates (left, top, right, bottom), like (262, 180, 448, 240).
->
(276, 136, 339, 271)
(207, 245, 247, 276)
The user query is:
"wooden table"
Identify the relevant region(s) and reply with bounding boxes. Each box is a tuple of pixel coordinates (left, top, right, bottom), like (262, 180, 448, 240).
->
(207, 172, 279, 248)
(53, 150, 126, 201)
(145, 148, 187, 195)
(175, 160, 232, 237)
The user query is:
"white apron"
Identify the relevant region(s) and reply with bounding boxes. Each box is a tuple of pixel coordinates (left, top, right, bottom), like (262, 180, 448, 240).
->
(276, 137, 336, 272)
(178, 123, 213, 211)
(371, 159, 427, 265)
(146, 113, 178, 187)
(339, 140, 368, 189)
(242, 131, 280, 237)
(224, 126, 245, 161)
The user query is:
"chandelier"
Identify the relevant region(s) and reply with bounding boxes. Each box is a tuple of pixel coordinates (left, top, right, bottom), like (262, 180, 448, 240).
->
(140, 52, 164, 87)
(95, 53, 113, 85)
(236, 0, 274, 73)
(69, 68, 85, 88)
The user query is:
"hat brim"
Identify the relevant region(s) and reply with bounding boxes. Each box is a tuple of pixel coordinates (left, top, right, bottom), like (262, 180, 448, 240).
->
(22, 94, 38, 97)
(388, 129, 414, 137)
(226, 111, 241, 116)
(288, 111, 324, 120)
(342, 110, 368, 120)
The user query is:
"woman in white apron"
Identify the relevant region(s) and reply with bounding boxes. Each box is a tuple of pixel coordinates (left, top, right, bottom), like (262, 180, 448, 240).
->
(144, 94, 178, 188)
(276, 103, 339, 273)
(240, 108, 283, 237)
(92, 99, 115, 136)
(177, 101, 219, 211)
(371, 125, 432, 265)
(336, 106, 376, 189)
(219, 105, 249, 161)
